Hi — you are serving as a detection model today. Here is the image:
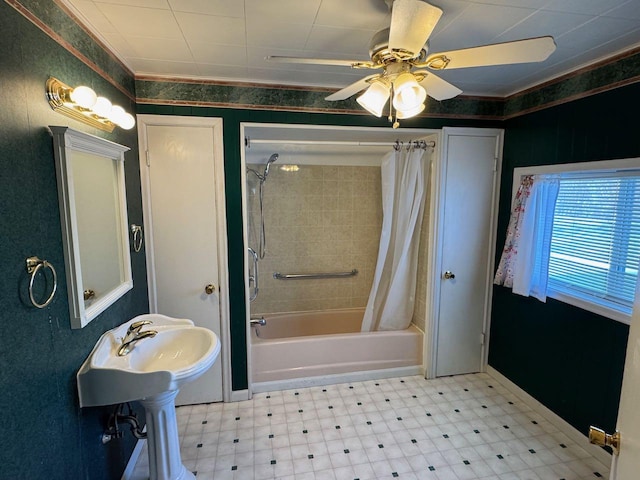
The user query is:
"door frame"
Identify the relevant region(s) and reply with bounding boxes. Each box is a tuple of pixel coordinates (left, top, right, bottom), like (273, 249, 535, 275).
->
(240, 122, 439, 396)
(137, 114, 232, 402)
(425, 127, 504, 378)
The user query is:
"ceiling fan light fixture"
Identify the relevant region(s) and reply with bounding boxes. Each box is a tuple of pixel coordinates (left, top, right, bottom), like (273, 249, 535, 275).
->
(392, 72, 427, 111)
(356, 80, 390, 117)
(396, 102, 425, 120)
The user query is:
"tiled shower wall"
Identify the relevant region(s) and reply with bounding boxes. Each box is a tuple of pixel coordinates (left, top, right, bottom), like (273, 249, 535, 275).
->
(248, 164, 382, 314)
(248, 161, 431, 331)
(412, 167, 432, 333)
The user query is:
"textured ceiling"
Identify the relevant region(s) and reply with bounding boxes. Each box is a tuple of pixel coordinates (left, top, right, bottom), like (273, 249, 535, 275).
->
(64, 0, 640, 97)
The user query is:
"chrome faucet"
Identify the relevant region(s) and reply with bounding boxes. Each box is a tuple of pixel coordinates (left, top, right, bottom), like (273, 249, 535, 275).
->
(117, 320, 157, 356)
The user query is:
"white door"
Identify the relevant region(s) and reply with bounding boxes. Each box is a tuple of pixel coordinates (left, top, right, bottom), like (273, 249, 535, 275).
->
(139, 118, 226, 405)
(610, 292, 640, 478)
(433, 128, 502, 377)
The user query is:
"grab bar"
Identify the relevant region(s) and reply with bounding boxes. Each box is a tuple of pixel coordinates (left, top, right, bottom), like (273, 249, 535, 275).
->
(273, 269, 358, 280)
(248, 247, 259, 302)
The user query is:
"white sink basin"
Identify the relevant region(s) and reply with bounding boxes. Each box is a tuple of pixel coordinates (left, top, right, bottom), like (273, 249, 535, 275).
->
(77, 314, 220, 407)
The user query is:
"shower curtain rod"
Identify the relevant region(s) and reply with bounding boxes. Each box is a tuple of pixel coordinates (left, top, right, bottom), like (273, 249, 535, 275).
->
(245, 138, 436, 149)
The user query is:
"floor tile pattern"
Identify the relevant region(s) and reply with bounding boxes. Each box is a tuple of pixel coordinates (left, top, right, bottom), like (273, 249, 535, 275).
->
(132, 374, 610, 479)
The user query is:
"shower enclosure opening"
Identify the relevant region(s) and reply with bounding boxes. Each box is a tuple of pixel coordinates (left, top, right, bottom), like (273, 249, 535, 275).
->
(243, 124, 436, 389)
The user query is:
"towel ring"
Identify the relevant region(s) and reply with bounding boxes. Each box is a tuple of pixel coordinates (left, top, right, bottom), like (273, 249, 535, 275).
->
(26, 256, 57, 308)
(131, 224, 143, 253)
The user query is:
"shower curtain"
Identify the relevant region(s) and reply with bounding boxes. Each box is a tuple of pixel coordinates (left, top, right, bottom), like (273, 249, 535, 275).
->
(361, 146, 428, 332)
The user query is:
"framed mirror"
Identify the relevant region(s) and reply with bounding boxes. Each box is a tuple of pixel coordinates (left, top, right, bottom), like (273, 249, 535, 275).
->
(50, 126, 132, 329)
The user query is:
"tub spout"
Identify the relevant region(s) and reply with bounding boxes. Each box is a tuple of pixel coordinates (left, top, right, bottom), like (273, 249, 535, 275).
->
(250, 317, 266, 327)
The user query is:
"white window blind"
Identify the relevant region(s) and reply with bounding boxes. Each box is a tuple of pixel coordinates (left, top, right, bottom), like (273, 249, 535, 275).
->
(548, 173, 640, 316)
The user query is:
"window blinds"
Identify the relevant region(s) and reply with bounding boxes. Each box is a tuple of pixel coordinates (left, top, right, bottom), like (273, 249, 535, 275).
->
(548, 174, 640, 314)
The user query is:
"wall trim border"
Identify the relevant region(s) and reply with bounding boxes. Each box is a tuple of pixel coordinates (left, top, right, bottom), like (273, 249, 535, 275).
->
(8, 0, 640, 121)
(7, 0, 135, 101)
(135, 97, 504, 120)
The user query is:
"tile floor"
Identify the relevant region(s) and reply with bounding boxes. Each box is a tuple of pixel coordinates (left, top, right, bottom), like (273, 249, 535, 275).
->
(131, 373, 610, 480)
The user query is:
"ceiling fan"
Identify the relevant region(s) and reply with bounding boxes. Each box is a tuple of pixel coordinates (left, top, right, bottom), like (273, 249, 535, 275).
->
(267, 0, 556, 126)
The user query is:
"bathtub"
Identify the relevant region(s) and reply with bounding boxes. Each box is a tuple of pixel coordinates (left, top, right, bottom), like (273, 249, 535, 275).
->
(250, 308, 423, 388)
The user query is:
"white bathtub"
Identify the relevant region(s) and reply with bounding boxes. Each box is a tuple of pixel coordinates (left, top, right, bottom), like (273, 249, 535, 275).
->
(250, 308, 423, 387)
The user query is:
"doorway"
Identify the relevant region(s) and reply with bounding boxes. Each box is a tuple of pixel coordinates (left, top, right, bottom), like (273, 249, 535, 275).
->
(427, 127, 503, 377)
(137, 115, 231, 404)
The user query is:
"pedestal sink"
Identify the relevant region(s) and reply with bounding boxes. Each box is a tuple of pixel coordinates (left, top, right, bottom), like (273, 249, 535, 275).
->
(77, 314, 221, 480)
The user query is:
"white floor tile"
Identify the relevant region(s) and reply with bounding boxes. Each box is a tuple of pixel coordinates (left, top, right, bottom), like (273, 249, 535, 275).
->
(131, 374, 610, 480)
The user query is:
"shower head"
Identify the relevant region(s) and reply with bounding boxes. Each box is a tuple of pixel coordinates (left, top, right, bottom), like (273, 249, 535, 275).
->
(263, 153, 279, 179)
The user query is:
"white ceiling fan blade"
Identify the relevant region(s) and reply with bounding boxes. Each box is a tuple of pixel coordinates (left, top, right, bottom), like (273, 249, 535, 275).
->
(266, 56, 377, 69)
(425, 36, 556, 69)
(325, 75, 380, 101)
(388, 0, 443, 56)
(414, 70, 462, 101)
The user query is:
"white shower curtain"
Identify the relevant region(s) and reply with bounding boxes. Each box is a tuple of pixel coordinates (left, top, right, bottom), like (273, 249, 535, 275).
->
(361, 147, 428, 332)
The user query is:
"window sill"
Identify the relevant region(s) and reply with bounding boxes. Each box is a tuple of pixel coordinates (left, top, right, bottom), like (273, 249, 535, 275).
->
(546, 288, 631, 325)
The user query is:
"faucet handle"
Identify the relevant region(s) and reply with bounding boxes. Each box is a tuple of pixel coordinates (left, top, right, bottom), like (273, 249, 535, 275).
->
(129, 319, 153, 333)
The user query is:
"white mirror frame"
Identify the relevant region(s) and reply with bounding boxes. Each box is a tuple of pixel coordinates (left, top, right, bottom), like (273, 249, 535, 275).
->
(50, 126, 133, 329)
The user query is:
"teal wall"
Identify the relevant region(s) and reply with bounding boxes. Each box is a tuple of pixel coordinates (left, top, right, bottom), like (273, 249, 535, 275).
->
(0, 2, 148, 479)
(490, 81, 640, 436)
(5, 0, 640, 476)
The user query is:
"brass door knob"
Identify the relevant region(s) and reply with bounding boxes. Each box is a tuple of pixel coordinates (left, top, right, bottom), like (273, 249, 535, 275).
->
(589, 425, 620, 455)
(443, 271, 456, 280)
(204, 284, 216, 295)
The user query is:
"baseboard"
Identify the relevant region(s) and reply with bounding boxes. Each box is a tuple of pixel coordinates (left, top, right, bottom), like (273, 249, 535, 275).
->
(486, 366, 611, 467)
(120, 436, 146, 480)
(230, 389, 250, 402)
(251, 365, 424, 394)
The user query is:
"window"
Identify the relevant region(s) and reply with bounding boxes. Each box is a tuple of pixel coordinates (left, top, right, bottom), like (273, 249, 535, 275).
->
(512, 159, 640, 324)
(548, 174, 640, 319)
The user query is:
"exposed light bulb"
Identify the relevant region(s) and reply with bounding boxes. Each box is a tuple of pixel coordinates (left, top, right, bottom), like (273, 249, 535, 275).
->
(92, 96, 112, 118)
(70, 86, 97, 109)
(356, 80, 390, 117)
(46, 77, 133, 132)
(108, 105, 126, 124)
(119, 113, 136, 130)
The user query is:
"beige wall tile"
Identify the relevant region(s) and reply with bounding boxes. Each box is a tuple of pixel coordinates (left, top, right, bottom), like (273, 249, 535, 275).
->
(249, 163, 430, 324)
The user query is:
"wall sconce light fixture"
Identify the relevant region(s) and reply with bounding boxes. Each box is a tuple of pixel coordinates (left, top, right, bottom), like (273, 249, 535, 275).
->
(46, 77, 135, 132)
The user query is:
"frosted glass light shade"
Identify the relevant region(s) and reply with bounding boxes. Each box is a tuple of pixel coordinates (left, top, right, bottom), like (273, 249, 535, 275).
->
(396, 102, 425, 119)
(392, 72, 426, 111)
(356, 81, 390, 117)
(70, 86, 97, 109)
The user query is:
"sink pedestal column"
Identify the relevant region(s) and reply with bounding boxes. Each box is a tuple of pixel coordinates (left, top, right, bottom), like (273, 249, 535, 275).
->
(140, 390, 194, 480)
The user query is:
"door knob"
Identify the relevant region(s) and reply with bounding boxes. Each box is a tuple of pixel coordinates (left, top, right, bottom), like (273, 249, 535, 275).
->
(589, 425, 620, 455)
(443, 271, 455, 280)
(204, 284, 216, 295)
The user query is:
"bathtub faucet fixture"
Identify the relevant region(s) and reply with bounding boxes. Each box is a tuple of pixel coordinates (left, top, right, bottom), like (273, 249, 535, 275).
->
(250, 316, 266, 327)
